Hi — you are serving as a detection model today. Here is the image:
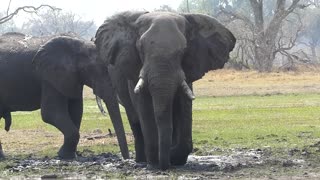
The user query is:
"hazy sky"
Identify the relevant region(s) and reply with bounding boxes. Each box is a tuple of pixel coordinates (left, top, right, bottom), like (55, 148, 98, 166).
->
(1, 0, 182, 25)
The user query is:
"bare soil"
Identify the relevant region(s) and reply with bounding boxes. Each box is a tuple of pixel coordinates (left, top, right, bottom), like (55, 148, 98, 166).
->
(2, 146, 320, 179)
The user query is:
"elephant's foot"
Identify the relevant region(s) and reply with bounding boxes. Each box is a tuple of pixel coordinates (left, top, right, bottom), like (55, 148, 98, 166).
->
(134, 162, 147, 169)
(58, 146, 77, 160)
(170, 145, 191, 166)
(135, 152, 146, 163)
(0, 142, 5, 159)
(146, 163, 160, 170)
(170, 154, 188, 166)
(58, 133, 79, 160)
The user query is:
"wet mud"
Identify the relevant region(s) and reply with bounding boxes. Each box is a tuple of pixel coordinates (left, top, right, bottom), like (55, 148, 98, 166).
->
(1, 148, 320, 179)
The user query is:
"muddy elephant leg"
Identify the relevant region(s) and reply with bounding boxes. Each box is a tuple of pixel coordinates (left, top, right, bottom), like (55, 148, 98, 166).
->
(125, 81, 146, 162)
(41, 82, 80, 159)
(109, 67, 146, 162)
(126, 108, 146, 162)
(68, 98, 83, 130)
(117, 79, 146, 162)
(3, 111, 12, 132)
(133, 90, 159, 166)
(170, 84, 193, 166)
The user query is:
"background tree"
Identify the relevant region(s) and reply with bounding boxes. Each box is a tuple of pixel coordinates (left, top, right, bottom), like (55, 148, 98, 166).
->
(298, 8, 320, 63)
(21, 9, 97, 40)
(178, 0, 314, 71)
(0, 11, 19, 33)
(0, 1, 96, 39)
(0, 2, 59, 25)
(154, 5, 176, 12)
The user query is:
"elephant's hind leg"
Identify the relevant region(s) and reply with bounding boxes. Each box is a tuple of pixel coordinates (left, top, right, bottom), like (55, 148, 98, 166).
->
(0, 107, 12, 132)
(3, 111, 12, 132)
(68, 98, 83, 130)
(40, 82, 80, 159)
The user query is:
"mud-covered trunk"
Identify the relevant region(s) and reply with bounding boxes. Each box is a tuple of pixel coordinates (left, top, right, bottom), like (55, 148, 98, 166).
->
(147, 72, 178, 169)
(151, 87, 174, 170)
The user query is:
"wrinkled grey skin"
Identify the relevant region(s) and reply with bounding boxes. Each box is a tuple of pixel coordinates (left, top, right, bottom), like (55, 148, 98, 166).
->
(0, 33, 129, 159)
(0, 32, 51, 132)
(95, 11, 236, 170)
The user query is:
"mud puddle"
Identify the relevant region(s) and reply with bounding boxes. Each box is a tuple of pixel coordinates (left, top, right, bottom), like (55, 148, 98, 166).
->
(1, 148, 317, 179)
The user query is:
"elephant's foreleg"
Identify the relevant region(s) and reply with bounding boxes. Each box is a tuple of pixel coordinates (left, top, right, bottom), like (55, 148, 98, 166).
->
(126, 82, 146, 162)
(68, 98, 83, 130)
(170, 85, 193, 166)
(134, 92, 159, 166)
(41, 82, 80, 159)
(127, 111, 146, 162)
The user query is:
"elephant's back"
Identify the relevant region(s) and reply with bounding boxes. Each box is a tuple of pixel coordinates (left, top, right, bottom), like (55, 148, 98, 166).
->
(0, 33, 50, 53)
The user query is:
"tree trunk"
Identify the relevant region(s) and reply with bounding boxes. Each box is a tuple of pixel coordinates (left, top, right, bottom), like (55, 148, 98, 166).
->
(253, 42, 275, 72)
(310, 45, 318, 63)
(249, 0, 301, 72)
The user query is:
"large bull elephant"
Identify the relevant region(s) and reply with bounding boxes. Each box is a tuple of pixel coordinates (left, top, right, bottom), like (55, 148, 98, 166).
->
(95, 11, 236, 170)
(0, 33, 129, 159)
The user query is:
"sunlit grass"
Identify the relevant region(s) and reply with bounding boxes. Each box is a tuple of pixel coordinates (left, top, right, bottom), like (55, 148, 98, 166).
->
(192, 94, 320, 153)
(1, 93, 320, 157)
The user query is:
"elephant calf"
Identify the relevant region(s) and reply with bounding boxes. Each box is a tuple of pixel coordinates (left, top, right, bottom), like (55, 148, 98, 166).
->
(0, 33, 129, 159)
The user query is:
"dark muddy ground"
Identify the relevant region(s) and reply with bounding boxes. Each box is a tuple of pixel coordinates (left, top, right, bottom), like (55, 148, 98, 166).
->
(1, 148, 320, 179)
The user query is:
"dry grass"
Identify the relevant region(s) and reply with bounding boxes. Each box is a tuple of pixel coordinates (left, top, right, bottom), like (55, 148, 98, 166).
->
(84, 69, 320, 98)
(193, 69, 320, 96)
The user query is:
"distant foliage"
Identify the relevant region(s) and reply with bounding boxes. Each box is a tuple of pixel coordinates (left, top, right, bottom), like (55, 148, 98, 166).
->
(154, 5, 176, 12)
(298, 8, 320, 63)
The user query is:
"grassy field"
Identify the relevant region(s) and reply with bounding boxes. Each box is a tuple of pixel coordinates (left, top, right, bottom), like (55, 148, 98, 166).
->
(1, 69, 320, 158)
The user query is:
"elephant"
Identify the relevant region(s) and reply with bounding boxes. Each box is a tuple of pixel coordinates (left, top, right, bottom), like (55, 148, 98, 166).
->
(95, 11, 236, 170)
(0, 32, 129, 159)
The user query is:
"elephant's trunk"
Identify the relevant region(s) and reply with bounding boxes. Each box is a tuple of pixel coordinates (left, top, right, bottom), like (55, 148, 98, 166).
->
(102, 95, 129, 159)
(146, 63, 183, 169)
(150, 79, 175, 170)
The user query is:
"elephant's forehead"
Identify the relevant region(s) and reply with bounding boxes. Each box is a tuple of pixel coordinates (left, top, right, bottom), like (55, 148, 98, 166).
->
(137, 12, 185, 27)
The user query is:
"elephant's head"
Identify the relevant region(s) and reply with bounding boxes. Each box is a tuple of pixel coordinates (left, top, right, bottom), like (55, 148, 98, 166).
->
(95, 11, 236, 169)
(96, 11, 235, 99)
(32, 36, 129, 159)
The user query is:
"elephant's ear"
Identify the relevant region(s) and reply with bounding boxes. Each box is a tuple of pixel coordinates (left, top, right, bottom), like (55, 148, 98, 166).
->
(95, 11, 148, 78)
(182, 13, 236, 82)
(32, 36, 82, 98)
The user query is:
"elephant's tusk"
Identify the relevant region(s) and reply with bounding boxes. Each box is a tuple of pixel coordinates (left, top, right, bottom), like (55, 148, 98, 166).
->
(181, 80, 195, 100)
(134, 78, 145, 94)
(96, 96, 107, 116)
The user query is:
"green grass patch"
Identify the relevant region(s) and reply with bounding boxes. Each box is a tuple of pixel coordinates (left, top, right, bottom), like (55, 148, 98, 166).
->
(192, 93, 320, 153)
(2, 93, 320, 157)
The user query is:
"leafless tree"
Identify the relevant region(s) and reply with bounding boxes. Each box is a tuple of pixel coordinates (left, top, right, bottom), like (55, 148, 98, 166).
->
(219, 0, 312, 72)
(21, 9, 97, 39)
(0, 0, 60, 25)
